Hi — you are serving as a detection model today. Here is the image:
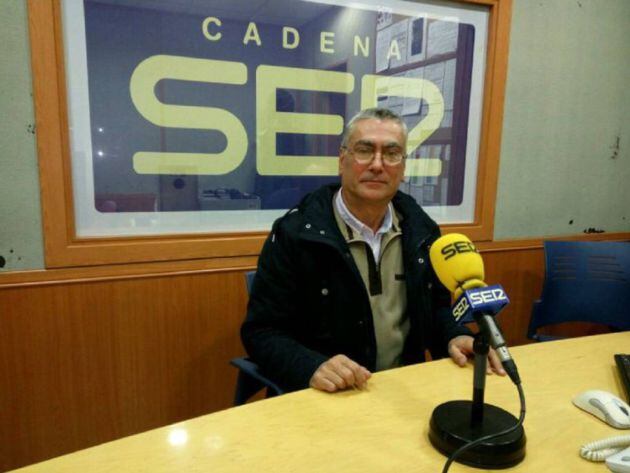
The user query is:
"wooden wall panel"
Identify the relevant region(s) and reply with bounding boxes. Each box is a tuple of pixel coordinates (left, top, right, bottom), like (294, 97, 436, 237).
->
(0, 238, 625, 470)
(483, 247, 545, 343)
(0, 271, 249, 471)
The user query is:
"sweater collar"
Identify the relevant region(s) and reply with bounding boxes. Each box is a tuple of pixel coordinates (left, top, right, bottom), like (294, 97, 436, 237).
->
(334, 189, 394, 239)
(296, 183, 435, 248)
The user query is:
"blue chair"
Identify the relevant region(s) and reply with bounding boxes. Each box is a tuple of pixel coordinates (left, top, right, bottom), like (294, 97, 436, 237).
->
(528, 241, 630, 341)
(230, 271, 284, 405)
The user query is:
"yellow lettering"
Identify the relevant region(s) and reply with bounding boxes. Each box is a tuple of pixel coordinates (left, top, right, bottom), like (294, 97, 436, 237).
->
(243, 22, 262, 46)
(129, 55, 248, 175)
(282, 26, 300, 49)
(256, 65, 354, 176)
(361, 74, 444, 177)
(387, 39, 401, 61)
(354, 36, 369, 57)
(201, 17, 222, 41)
(320, 31, 335, 54)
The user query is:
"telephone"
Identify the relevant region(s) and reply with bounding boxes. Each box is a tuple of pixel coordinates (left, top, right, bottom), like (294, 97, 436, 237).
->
(575, 389, 630, 472)
(580, 435, 630, 472)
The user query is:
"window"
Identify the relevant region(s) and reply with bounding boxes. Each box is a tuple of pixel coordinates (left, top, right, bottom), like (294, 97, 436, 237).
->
(28, 0, 511, 267)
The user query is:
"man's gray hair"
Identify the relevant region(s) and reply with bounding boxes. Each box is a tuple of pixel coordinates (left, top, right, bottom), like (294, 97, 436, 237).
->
(340, 108, 408, 147)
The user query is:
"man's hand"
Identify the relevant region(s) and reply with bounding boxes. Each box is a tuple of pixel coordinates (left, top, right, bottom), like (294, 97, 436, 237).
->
(447, 335, 506, 376)
(309, 354, 372, 392)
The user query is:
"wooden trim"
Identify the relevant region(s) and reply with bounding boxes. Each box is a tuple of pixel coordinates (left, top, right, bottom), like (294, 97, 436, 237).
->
(480, 0, 513, 240)
(54, 0, 79, 247)
(28, 0, 68, 265)
(28, 0, 512, 268)
(48, 232, 267, 267)
(2, 232, 626, 289)
(0, 256, 258, 289)
(463, 0, 500, 6)
(447, 0, 511, 242)
(476, 231, 630, 252)
(423, 0, 511, 242)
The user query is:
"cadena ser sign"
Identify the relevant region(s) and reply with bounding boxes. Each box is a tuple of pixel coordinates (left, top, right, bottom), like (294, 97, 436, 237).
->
(62, 0, 489, 236)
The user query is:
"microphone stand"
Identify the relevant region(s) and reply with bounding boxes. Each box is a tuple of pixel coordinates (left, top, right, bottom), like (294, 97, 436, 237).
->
(428, 332, 526, 468)
(471, 332, 488, 428)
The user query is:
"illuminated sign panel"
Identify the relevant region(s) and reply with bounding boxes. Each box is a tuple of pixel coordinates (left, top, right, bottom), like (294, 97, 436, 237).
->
(61, 0, 488, 236)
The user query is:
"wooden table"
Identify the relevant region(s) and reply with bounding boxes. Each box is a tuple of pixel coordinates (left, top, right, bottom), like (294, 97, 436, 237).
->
(13, 332, 629, 472)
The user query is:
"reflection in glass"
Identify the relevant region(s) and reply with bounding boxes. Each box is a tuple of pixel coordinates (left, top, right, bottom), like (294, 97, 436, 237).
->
(63, 0, 487, 234)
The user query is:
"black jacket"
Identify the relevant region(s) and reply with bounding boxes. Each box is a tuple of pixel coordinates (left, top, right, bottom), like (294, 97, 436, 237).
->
(241, 184, 470, 392)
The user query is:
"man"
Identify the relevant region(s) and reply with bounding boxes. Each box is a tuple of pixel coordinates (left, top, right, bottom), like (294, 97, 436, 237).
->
(241, 108, 504, 393)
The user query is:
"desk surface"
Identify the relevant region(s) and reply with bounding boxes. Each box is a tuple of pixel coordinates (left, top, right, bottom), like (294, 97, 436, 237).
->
(14, 332, 629, 472)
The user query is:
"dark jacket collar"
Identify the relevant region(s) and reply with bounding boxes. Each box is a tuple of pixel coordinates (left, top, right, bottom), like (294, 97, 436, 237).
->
(295, 183, 437, 249)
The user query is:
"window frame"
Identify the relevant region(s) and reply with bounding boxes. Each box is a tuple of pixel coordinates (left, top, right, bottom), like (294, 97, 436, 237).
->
(27, 0, 512, 268)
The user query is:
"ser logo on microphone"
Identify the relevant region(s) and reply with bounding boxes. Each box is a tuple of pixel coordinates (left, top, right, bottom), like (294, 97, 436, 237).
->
(451, 285, 510, 324)
(469, 288, 508, 306)
(452, 296, 471, 322)
(440, 241, 479, 260)
(466, 285, 510, 317)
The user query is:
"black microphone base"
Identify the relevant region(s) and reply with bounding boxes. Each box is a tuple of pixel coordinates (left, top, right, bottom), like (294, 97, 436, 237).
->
(429, 400, 526, 469)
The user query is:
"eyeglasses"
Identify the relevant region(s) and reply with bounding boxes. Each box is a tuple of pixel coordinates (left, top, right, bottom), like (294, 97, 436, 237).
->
(343, 145, 406, 166)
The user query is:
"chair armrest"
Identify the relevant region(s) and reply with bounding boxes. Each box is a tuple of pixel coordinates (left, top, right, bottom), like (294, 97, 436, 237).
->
(230, 357, 284, 396)
(531, 333, 566, 342)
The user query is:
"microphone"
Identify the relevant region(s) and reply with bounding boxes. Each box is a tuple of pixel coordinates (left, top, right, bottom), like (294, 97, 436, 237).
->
(429, 233, 521, 385)
(427, 233, 527, 469)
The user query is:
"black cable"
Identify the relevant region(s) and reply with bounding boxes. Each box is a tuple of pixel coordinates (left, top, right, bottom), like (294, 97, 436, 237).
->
(441, 383, 526, 473)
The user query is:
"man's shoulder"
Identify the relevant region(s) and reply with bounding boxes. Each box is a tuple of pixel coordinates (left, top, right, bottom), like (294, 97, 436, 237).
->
(271, 183, 339, 236)
(272, 206, 304, 236)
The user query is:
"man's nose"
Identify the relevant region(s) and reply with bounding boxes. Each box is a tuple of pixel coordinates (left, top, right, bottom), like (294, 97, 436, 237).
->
(368, 151, 385, 171)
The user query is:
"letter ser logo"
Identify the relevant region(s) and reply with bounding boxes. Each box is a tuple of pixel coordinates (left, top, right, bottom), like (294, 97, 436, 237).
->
(451, 284, 509, 324)
(441, 241, 479, 261)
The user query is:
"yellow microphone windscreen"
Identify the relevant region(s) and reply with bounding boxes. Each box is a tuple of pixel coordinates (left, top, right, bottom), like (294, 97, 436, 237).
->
(429, 233, 485, 297)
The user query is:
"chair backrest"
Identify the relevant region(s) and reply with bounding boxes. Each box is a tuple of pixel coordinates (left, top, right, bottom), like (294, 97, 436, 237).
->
(245, 270, 255, 294)
(528, 241, 630, 340)
(231, 270, 284, 405)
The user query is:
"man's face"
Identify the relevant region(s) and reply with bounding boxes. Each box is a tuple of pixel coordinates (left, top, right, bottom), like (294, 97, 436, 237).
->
(339, 118, 406, 207)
